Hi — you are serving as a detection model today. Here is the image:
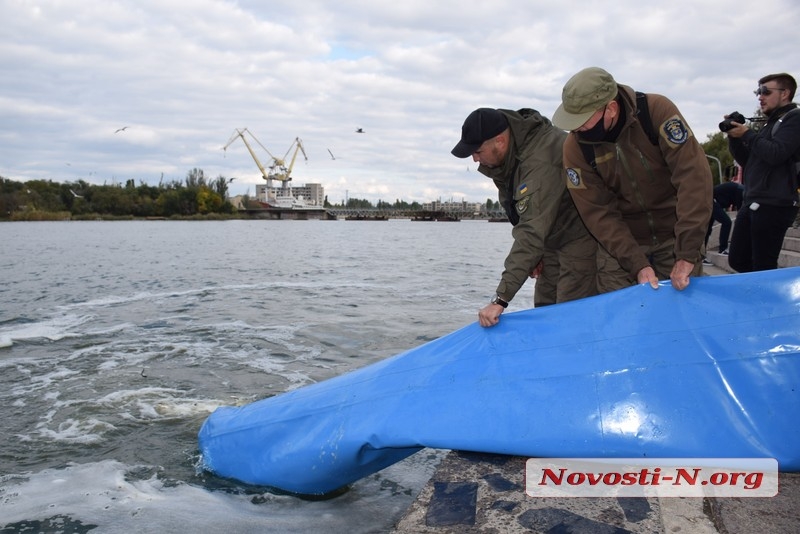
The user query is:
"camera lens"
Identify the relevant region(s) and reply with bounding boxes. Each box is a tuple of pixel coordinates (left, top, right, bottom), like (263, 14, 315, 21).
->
(719, 111, 744, 132)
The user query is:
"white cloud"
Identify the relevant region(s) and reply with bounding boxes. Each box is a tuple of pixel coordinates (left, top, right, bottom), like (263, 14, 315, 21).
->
(1, 0, 798, 204)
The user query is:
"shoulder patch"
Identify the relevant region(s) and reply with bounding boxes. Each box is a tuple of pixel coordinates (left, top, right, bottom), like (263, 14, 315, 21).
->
(660, 115, 692, 146)
(515, 195, 529, 214)
(518, 183, 528, 196)
(566, 168, 585, 189)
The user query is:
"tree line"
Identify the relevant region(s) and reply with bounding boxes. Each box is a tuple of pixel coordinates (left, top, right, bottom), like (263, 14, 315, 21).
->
(1, 168, 237, 221)
(0, 132, 734, 221)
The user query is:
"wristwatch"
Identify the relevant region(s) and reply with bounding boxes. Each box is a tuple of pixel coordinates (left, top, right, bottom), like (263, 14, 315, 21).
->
(491, 294, 509, 308)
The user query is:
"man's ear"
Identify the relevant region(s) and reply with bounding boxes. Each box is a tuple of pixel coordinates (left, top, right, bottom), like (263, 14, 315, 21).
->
(607, 99, 620, 119)
(497, 130, 510, 151)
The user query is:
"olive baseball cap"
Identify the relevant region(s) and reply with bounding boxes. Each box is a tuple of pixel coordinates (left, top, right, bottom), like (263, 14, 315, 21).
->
(451, 108, 509, 158)
(552, 67, 618, 131)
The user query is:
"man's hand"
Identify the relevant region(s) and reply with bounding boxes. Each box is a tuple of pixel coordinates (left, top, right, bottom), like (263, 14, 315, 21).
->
(529, 260, 544, 279)
(478, 303, 504, 327)
(725, 121, 748, 139)
(670, 259, 695, 291)
(637, 265, 659, 289)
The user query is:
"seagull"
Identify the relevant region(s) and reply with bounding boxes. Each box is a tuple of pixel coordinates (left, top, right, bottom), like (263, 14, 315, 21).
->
(327, 148, 336, 160)
(69, 189, 83, 198)
(355, 128, 364, 133)
(115, 126, 129, 133)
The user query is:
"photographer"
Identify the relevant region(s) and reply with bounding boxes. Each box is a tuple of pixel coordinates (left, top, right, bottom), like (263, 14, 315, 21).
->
(725, 72, 800, 272)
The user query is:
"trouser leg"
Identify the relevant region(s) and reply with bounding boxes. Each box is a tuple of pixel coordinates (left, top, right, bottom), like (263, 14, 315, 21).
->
(704, 215, 713, 248)
(728, 208, 752, 273)
(596, 237, 702, 294)
(533, 248, 558, 307)
(554, 234, 598, 303)
(595, 246, 634, 294)
(751, 205, 797, 271)
(718, 212, 732, 252)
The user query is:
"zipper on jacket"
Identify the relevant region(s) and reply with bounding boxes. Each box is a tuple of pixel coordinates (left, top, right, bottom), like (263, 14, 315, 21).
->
(616, 144, 660, 246)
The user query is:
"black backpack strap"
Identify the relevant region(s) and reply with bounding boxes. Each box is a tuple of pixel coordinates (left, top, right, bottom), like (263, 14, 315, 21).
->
(578, 142, 597, 172)
(771, 108, 800, 179)
(772, 107, 799, 138)
(635, 91, 658, 146)
(501, 158, 522, 226)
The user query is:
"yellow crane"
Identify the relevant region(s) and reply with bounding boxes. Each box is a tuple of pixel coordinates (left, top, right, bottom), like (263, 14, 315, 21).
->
(223, 128, 307, 196)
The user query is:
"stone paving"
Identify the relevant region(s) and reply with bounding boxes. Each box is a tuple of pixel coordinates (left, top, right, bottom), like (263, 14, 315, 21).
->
(392, 450, 800, 533)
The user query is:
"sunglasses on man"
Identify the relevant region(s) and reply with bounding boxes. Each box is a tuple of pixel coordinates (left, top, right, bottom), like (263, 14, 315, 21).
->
(754, 85, 787, 96)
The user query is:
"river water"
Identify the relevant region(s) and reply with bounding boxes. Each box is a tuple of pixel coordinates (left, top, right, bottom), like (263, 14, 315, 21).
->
(0, 219, 519, 533)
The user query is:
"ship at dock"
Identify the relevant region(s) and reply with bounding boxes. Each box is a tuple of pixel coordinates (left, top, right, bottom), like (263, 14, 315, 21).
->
(224, 128, 328, 219)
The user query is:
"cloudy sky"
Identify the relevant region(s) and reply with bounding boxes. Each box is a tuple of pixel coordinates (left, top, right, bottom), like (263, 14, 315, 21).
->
(2, 0, 798, 205)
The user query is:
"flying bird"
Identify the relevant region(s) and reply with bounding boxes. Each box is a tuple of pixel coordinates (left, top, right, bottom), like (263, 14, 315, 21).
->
(327, 149, 336, 160)
(227, 177, 236, 183)
(115, 126, 129, 133)
(355, 128, 364, 133)
(69, 189, 83, 198)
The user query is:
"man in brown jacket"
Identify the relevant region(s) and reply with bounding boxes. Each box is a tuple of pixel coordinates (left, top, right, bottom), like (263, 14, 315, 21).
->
(452, 107, 597, 327)
(552, 67, 712, 293)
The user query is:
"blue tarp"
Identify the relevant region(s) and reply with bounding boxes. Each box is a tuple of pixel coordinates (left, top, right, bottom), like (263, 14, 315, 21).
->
(198, 268, 800, 494)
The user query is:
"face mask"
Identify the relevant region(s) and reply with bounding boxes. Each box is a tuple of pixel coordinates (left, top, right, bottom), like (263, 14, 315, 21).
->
(578, 108, 607, 142)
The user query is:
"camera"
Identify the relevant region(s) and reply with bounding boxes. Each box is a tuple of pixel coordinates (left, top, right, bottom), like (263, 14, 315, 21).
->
(719, 111, 746, 132)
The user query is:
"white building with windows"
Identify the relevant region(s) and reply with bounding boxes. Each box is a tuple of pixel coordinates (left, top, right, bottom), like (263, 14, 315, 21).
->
(255, 183, 325, 207)
(423, 199, 484, 214)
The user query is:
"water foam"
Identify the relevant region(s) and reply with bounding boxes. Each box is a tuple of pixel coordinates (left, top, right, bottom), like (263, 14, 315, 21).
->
(0, 451, 444, 533)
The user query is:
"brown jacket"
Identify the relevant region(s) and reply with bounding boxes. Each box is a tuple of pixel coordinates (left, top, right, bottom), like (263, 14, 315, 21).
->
(563, 85, 712, 277)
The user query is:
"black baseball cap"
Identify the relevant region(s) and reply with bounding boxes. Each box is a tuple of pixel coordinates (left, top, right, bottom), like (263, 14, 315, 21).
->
(451, 108, 508, 158)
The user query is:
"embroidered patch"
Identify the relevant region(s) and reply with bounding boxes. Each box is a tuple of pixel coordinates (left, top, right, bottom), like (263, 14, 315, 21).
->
(566, 168, 584, 189)
(661, 116, 689, 145)
(516, 196, 529, 213)
(518, 183, 528, 195)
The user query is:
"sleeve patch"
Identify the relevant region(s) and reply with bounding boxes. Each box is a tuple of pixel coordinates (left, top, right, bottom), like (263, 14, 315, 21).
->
(566, 168, 586, 189)
(660, 115, 692, 146)
(515, 195, 529, 214)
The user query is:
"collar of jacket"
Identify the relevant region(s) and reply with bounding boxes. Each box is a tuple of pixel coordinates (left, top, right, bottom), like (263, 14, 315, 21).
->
(768, 103, 799, 123)
(479, 108, 549, 180)
(613, 84, 640, 138)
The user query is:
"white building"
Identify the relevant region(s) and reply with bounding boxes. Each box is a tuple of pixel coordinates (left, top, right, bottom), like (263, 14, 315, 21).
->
(423, 199, 484, 214)
(255, 183, 325, 207)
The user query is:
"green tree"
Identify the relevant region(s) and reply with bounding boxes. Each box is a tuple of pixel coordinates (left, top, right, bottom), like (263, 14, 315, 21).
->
(185, 168, 206, 188)
(346, 197, 373, 209)
(211, 175, 231, 199)
(196, 186, 225, 214)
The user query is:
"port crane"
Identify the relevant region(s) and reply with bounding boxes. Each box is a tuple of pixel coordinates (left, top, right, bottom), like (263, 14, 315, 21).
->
(223, 128, 307, 197)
